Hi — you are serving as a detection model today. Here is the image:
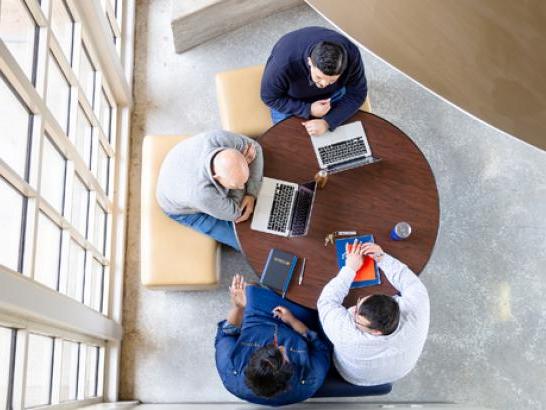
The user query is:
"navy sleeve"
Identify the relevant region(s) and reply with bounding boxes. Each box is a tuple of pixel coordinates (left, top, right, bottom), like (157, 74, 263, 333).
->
(214, 320, 240, 375)
(260, 62, 311, 119)
(323, 51, 367, 130)
(304, 330, 331, 385)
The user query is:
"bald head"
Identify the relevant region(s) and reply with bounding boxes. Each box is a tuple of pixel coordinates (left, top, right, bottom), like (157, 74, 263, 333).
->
(212, 149, 249, 190)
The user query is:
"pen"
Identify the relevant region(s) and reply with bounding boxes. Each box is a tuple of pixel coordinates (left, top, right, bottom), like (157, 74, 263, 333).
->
(298, 258, 306, 285)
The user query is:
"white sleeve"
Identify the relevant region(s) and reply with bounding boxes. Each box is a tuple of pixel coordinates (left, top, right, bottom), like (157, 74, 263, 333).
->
(378, 254, 429, 317)
(317, 267, 356, 346)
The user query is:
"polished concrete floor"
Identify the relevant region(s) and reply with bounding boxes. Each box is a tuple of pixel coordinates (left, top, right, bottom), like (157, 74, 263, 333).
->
(120, 1, 546, 409)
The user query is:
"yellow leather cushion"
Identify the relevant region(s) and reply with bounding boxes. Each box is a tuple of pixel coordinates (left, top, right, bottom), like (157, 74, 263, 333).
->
(215, 65, 272, 138)
(215, 64, 371, 137)
(141, 135, 220, 289)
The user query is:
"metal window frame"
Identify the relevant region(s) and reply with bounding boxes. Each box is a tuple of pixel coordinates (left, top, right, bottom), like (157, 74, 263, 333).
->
(0, 0, 134, 406)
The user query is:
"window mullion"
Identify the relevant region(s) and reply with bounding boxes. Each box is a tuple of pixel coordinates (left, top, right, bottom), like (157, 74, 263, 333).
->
(11, 329, 29, 409)
(50, 338, 63, 405)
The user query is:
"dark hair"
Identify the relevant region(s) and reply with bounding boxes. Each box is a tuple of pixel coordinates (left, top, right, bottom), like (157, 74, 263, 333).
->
(244, 344, 294, 398)
(309, 41, 347, 76)
(358, 295, 400, 335)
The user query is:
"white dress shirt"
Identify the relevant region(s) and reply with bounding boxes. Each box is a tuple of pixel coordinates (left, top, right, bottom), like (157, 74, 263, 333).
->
(317, 253, 430, 386)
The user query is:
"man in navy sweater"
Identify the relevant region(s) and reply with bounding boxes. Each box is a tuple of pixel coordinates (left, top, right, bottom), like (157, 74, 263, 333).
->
(261, 26, 367, 136)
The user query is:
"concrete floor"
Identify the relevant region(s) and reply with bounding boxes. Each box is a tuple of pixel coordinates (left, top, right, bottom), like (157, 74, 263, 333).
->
(120, 1, 546, 409)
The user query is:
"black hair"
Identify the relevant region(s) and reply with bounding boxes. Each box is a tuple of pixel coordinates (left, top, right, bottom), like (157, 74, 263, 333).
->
(244, 344, 294, 398)
(309, 41, 347, 76)
(358, 294, 400, 335)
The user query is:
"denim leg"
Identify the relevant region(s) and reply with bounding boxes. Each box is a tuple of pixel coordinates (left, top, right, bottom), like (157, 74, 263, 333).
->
(167, 212, 240, 251)
(270, 108, 292, 125)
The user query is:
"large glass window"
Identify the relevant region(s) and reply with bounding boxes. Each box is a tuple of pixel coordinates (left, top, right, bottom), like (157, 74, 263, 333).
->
(60, 341, 79, 402)
(50, 0, 74, 64)
(98, 89, 112, 142)
(86, 258, 103, 313)
(75, 105, 93, 169)
(40, 137, 67, 214)
(24, 334, 54, 408)
(78, 46, 96, 107)
(65, 240, 85, 302)
(46, 53, 71, 133)
(0, 0, 38, 81)
(0, 75, 32, 179)
(93, 203, 106, 255)
(0, 178, 25, 272)
(34, 212, 62, 290)
(84, 345, 98, 398)
(0, 327, 14, 409)
(71, 174, 89, 236)
(96, 144, 109, 194)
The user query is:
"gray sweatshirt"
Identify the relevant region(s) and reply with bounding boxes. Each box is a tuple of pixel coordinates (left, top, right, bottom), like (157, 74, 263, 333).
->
(156, 130, 263, 221)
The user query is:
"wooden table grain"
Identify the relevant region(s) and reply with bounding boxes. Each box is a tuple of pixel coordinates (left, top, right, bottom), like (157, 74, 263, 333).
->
(235, 111, 439, 309)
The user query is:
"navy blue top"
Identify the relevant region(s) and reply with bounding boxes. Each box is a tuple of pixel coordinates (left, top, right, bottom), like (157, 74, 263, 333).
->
(261, 26, 367, 130)
(214, 296, 331, 406)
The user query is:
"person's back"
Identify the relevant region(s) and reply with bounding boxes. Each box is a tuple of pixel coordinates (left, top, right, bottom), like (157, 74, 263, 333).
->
(155, 130, 263, 250)
(318, 240, 430, 385)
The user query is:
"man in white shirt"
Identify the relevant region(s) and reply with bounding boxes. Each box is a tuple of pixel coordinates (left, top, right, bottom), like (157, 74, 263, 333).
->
(317, 239, 430, 386)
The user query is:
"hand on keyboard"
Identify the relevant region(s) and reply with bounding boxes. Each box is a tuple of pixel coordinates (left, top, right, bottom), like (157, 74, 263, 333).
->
(235, 195, 256, 223)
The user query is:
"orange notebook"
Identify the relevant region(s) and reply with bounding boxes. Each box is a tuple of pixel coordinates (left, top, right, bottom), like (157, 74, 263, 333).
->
(335, 235, 381, 288)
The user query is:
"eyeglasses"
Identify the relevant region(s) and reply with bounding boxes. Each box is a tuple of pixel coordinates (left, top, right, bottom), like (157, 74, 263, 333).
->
(353, 297, 368, 329)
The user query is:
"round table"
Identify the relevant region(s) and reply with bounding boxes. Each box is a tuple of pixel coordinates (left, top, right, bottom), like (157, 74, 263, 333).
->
(236, 111, 439, 309)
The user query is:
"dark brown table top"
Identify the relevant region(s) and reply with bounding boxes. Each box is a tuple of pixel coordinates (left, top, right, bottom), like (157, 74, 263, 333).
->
(236, 111, 439, 309)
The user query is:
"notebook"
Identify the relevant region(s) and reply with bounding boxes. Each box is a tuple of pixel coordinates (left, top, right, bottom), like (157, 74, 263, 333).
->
(260, 249, 298, 297)
(335, 234, 381, 289)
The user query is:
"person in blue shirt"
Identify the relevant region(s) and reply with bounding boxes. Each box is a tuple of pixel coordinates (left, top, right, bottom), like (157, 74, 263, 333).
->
(261, 26, 367, 137)
(215, 274, 331, 406)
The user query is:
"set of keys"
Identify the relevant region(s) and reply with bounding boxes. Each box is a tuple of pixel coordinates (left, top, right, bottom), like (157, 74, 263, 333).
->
(323, 231, 357, 246)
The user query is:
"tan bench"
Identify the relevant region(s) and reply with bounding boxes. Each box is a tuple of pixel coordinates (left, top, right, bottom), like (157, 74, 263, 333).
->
(140, 135, 220, 290)
(215, 64, 371, 137)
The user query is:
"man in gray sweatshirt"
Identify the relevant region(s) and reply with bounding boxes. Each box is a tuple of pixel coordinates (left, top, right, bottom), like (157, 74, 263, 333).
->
(156, 130, 263, 250)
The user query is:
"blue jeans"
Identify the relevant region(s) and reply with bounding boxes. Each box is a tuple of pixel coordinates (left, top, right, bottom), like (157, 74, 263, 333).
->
(270, 86, 347, 124)
(167, 212, 240, 251)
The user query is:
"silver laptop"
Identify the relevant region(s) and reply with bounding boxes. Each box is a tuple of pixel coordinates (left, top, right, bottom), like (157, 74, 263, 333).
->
(251, 177, 317, 237)
(310, 121, 381, 173)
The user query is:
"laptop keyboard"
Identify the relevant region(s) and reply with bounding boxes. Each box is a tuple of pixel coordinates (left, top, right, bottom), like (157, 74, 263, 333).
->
(267, 183, 295, 232)
(318, 137, 368, 166)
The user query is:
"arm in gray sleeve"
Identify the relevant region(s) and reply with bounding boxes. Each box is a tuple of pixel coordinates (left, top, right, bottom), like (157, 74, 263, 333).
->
(245, 141, 263, 198)
(195, 187, 242, 221)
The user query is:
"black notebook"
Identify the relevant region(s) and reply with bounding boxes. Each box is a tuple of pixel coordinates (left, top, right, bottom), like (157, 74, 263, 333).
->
(260, 249, 298, 298)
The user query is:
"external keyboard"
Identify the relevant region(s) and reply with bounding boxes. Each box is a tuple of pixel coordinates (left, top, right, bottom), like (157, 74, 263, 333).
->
(267, 183, 295, 232)
(318, 137, 368, 166)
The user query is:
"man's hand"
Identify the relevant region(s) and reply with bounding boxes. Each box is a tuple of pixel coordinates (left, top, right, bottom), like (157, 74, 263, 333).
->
(273, 306, 309, 335)
(302, 119, 329, 136)
(242, 143, 256, 164)
(345, 239, 365, 272)
(310, 99, 331, 117)
(235, 195, 255, 223)
(361, 242, 385, 263)
(229, 274, 247, 308)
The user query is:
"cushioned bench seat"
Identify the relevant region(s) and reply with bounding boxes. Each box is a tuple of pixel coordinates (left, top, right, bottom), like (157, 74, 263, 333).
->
(215, 64, 371, 137)
(140, 135, 220, 290)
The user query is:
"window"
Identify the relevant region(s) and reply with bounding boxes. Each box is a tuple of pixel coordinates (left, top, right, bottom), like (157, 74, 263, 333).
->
(71, 174, 89, 236)
(0, 0, 134, 406)
(75, 105, 93, 168)
(98, 89, 112, 142)
(50, 0, 74, 64)
(34, 212, 62, 290)
(0, 178, 25, 272)
(24, 334, 54, 408)
(40, 137, 67, 214)
(60, 341, 79, 402)
(0, 75, 32, 180)
(46, 53, 71, 133)
(0, 0, 38, 81)
(0, 327, 14, 409)
(84, 346, 99, 398)
(64, 240, 85, 302)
